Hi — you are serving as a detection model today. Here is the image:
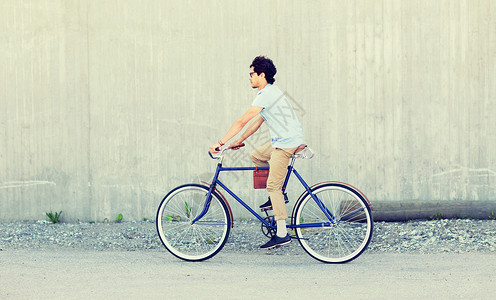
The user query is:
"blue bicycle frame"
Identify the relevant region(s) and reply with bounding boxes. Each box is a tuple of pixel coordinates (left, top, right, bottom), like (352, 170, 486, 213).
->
(191, 157, 337, 229)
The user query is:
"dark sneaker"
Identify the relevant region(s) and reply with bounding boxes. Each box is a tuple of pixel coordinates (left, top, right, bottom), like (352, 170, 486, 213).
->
(260, 234, 291, 249)
(259, 196, 289, 210)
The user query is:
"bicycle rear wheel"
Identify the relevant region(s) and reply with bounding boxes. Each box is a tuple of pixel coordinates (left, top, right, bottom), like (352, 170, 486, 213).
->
(294, 183, 373, 263)
(156, 184, 231, 262)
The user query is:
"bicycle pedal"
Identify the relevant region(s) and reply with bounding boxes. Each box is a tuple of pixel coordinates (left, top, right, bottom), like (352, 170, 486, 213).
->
(261, 204, 290, 212)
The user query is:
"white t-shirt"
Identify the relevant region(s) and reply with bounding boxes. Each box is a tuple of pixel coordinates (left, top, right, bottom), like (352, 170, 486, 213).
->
(252, 84, 303, 148)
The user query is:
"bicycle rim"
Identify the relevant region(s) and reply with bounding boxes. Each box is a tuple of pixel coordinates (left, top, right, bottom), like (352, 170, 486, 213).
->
(156, 184, 230, 261)
(295, 184, 373, 263)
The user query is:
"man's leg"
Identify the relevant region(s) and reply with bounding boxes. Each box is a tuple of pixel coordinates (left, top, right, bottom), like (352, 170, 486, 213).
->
(250, 142, 273, 167)
(266, 147, 297, 221)
(259, 147, 297, 249)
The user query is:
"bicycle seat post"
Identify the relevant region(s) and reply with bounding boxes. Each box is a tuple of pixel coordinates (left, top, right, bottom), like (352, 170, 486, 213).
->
(289, 155, 297, 168)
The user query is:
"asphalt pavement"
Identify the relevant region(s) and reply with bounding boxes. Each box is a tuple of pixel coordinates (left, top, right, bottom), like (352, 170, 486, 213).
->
(1, 249, 494, 299)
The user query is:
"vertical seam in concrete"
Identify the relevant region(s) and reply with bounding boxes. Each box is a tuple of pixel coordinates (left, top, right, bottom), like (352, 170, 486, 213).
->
(86, 1, 93, 220)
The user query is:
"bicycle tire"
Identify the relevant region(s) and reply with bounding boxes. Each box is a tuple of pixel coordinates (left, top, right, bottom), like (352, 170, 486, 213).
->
(293, 183, 373, 263)
(156, 184, 231, 262)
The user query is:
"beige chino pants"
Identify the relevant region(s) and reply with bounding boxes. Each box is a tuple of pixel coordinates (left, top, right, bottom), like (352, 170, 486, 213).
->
(250, 142, 297, 221)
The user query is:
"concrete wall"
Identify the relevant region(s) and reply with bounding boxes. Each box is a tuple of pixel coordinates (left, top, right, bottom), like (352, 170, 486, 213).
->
(1, 0, 495, 221)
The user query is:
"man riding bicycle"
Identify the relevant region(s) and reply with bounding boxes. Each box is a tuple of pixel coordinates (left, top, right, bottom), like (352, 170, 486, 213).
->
(209, 56, 303, 249)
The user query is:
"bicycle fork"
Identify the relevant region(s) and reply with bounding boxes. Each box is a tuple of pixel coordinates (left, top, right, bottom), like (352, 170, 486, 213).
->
(191, 165, 222, 225)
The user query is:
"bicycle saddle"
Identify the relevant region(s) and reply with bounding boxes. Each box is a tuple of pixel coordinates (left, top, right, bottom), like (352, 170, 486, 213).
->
(295, 144, 308, 153)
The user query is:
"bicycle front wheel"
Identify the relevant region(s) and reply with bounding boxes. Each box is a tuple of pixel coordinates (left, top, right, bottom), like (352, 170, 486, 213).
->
(156, 184, 231, 262)
(294, 183, 373, 263)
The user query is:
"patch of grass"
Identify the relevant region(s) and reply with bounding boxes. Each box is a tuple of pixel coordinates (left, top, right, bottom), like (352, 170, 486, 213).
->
(185, 201, 192, 218)
(114, 213, 123, 223)
(451, 214, 467, 220)
(166, 215, 181, 221)
(429, 213, 444, 220)
(46, 210, 63, 224)
(429, 212, 470, 221)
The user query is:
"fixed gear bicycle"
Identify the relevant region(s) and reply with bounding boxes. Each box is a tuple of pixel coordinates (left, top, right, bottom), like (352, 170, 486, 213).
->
(156, 145, 373, 263)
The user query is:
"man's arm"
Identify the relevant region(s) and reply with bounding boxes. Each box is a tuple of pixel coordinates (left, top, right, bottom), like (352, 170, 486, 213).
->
(229, 115, 264, 148)
(209, 106, 263, 153)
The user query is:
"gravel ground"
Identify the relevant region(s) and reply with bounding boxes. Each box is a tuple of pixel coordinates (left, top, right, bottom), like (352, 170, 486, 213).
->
(1, 219, 496, 254)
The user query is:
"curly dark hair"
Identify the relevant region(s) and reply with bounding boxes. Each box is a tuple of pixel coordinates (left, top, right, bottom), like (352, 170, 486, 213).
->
(250, 56, 277, 84)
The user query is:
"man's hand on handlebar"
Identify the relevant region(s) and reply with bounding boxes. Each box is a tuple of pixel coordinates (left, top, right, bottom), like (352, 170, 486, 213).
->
(209, 142, 222, 154)
(209, 141, 245, 155)
(228, 140, 245, 150)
